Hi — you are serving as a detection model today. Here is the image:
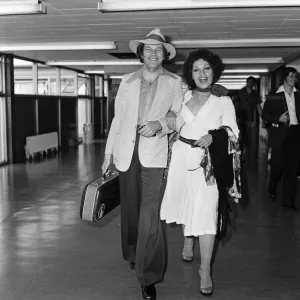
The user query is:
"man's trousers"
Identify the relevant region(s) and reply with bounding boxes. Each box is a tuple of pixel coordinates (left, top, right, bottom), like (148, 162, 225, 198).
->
(268, 125, 300, 206)
(118, 135, 167, 287)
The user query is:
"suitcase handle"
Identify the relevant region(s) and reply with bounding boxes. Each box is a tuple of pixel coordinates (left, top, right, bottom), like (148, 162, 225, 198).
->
(102, 169, 117, 179)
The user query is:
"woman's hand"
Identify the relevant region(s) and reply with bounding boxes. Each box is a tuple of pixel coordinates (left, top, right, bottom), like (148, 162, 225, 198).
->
(193, 134, 213, 148)
(102, 154, 112, 175)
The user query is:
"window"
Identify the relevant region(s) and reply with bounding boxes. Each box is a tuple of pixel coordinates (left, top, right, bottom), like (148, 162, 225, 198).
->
(14, 58, 34, 94)
(38, 64, 57, 95)
(78, 74, 91, 96)
(95, 75, 103, 97)
(61, 69, 76, 96)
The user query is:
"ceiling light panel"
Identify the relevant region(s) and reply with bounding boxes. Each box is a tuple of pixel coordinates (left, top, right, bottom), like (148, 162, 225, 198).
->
(47, 60, 141, 66)
(85, 70, 105, 74)
(0, 1, 46, 16)
(110, 75, 123, 79)
(221, 75, 260, 79)
(224, 69, 268, 73)
(175, 58, 282, 65)
(98, 0, 300, 13)
(0, 42, 116, 51)
(172, 38, 300, 48)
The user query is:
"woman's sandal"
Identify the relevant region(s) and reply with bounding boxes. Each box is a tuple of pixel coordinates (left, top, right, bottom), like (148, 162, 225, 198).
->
(198, 268, 213, 296)
(182, 238, 194, 262)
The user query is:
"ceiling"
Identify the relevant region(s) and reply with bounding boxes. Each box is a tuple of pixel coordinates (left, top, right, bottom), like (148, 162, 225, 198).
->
(1, 0, 300, 87)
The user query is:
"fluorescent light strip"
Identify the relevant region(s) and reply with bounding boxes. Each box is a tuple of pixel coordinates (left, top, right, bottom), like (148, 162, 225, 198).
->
(221, 82, 247, 84)
(48, 60, 140, 66)
(224, 69, 268, 73)
(85, 70, 105, 74)
(98, 0, 300, 12)
(222, 86, 245, 88)
(173, 38, 300, 48)
(0, 1, 46, 16)
(48, 61, 270, 70)
(0, 42, 116, 51)
(223, 58, 283, 64)
(219, 80, 247, 83)
(175, 58, 280, 65)
(221, 81, 246, 83)
(222, 83, 245, 86)
(221, 75, 260, 79)
(110, 75, 123, 79)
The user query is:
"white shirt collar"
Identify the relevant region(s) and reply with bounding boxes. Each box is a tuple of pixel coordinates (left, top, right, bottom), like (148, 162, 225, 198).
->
(276, 85, 297, 94)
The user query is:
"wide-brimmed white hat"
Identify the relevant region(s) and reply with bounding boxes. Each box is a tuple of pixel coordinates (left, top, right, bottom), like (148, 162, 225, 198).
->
(129, 28, 176, 60)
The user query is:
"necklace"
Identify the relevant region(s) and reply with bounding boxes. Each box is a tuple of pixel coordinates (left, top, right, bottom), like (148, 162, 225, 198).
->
(196, 86, 212, 93)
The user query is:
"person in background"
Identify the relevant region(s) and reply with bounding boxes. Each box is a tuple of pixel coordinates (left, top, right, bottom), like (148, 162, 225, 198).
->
(101, 28, 183, 300)
(262, 67, 300, 211)
(160, 49, 240, 297)
(236, 76, 262, 161)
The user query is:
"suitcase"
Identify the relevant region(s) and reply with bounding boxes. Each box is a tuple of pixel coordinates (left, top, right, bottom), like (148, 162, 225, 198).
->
(80, 170, 120, 222)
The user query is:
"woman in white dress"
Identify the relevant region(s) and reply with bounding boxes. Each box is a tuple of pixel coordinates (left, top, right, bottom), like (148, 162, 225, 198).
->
(160, 49, 239, 296)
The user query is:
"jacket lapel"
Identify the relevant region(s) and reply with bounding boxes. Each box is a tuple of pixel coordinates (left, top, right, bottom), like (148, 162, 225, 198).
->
(147, 75, 172, 119)
(295, 91, 300, 122)
(277, 91, 288, 112)
(126, 77, 141, 121)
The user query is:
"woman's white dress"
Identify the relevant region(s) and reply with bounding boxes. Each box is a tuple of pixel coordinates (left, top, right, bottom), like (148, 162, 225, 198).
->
(160, 91, 239, 236)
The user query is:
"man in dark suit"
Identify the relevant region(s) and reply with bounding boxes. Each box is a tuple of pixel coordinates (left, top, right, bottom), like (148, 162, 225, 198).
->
(236, 76, 262, 161)
(262, 67, 300, 211)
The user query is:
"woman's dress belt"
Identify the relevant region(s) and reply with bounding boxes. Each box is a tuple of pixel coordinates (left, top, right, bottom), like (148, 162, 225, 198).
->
(179, 136, 198, 148)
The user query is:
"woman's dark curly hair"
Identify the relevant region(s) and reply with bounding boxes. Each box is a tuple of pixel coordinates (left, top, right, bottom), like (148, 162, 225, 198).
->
(136, 43, 170, 63)
(182, 48, 225, 90)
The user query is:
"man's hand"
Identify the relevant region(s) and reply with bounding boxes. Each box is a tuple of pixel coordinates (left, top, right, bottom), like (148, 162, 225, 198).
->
(279, 111, 289, 123)
(166, 111, 177, 131)
(193, 134, 213, 148)
(102, 154, 112, 175)
(138, 121, 161, 137)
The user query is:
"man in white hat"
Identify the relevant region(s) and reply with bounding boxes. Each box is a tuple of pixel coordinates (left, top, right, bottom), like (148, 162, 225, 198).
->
(102, 28, 183, 300)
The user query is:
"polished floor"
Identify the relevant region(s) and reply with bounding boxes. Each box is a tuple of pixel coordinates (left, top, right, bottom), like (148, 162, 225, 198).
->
(0, 140, 299, 300)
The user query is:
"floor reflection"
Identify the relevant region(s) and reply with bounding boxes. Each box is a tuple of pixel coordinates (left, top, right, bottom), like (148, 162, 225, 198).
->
(0, 142, 299, 300)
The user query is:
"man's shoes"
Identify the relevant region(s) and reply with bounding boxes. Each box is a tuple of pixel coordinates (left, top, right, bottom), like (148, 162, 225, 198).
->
(282, 204, 298, 211)
(129, 262, 135, 270)
(141, 284, 156, 300)
(268, 193, 275, 202)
